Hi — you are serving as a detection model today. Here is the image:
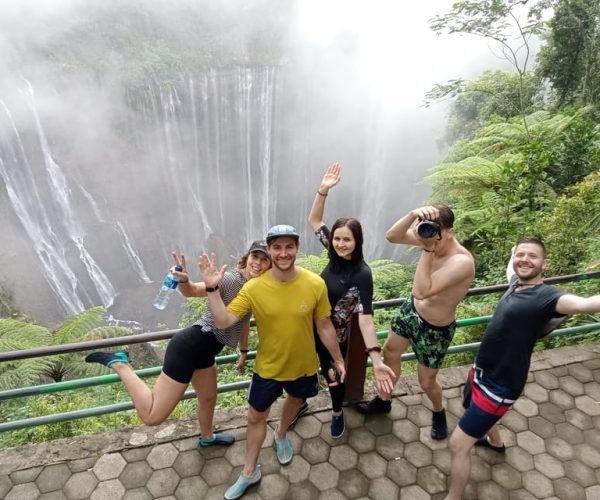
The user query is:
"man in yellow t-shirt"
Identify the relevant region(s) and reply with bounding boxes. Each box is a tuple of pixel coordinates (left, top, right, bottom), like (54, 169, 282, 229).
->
(200, 224, 345, 500)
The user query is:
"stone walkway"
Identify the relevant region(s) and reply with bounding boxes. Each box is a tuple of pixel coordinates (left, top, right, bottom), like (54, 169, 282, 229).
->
(1, 342, 599, 499)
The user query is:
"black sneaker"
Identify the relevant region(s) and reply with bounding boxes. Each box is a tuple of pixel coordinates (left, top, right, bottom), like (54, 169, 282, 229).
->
(290, 401, 309, 426)
(356, 396, 392, 414)
(431, 409, 448, 440)
(331, 412, 345, 438)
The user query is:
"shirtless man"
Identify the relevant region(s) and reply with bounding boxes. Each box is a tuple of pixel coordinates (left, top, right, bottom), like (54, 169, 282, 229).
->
(357, 205, 475, 440)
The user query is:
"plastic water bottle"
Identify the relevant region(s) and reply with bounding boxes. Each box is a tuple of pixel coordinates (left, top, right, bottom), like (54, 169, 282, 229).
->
(153, 265, 183, 310)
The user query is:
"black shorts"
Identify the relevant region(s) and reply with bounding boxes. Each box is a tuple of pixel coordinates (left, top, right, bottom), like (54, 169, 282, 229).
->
(162, 325, 225, 384)
(248, 372, 319, 412)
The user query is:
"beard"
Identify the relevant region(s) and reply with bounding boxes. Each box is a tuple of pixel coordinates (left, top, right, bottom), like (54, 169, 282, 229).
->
(272, 256, 295, 272)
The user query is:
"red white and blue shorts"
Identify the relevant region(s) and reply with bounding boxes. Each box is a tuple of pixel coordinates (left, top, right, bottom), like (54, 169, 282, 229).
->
(458, 365, 519, 439)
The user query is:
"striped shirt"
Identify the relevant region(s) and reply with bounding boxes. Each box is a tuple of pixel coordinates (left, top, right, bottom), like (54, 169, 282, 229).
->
(194, 269, 250, 347)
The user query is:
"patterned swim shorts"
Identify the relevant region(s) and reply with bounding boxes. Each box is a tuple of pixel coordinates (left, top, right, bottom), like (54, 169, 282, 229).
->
(390, 296, 456, 369)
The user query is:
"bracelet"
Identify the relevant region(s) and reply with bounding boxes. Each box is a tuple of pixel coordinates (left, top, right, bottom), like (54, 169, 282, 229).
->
(205, 285, 219, 292)
(365, 346, 382, 354)
(422, 248, 435, 253)
(239, 349, 249, 354)
(317, 190, 328, 197)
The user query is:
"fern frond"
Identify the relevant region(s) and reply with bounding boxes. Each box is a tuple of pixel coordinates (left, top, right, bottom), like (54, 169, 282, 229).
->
(53, 307, 105, 345)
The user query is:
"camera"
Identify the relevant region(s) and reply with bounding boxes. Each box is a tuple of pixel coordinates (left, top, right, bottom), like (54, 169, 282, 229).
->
(417, 220, 441, 239)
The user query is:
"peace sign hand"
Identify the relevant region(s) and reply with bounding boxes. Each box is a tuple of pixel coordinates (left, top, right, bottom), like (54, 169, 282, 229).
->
(171, 252, 190, 283)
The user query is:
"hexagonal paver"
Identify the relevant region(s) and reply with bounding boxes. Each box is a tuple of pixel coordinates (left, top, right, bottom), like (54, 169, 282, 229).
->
(560, 376, 585, 396)
(201, 457, 233, 487)
(357, 451, 387, 479)
(90, 479, 125, 500)
(146, 443, 178, 469)
(556, 422, 584, 444)
(10, 467, 42, 484)
(574, 443, 600, 468)
(539, 402, 567, 424)
(513, 397, 538, 418)
(35, 464, 71, 493)
(93, 453, 127, 481)
(172, 449, 205, 478)
(119, 461, 153, 489)
(477, 481, 509, 500)
(308, 462, 339, 491)
(416, 465, 446, 494)
(347, 427, 376, 454)
(122, 489, 152, 500)
(533, 453, 564, 479)
(527, 416, 554, 439)
(369, 476, 399, 499)
(344, 410, 365, 429)
(387, 458, 417, 486)
(549, 389, 575, 410)
(363, 415, 393, 436)
(256, 472, 289, 499)
(223, 442, 246, 468)
(146, 468, 180, 497)
(398, 484, 430, 500)
(392, 419, 419, 443)
(337, 469, 369, 498)
(287, 479, 319, 499)
(301, 437, 330, 465)
(62, 471, 98, 499)
(554, 477, 586, 500)
(175, 476, 209, 499)
(586, 485, 600, 500)
(294, 415, 323, 439)
(521, 470, 554, 498)
(329, 445, 358, 471)
(568, 364, 594, 383)
(565, 408, 594, 430)
(583, 381, 600, 400)
(523, 383, 549, 403)
(121, 447, 152, 462)
(535, 371, 559, 390)
(404, 441, 432, 468)
(280, 455, 311, 484)
(432, 447, 452, 475)
(375, 434, 403, 460)
(470, 455, 491, 483)
(575, 395, 600, 416)
(406, 405, 432, 427)
(545, 437, 574, 461)
(564, 459, 597, 487)
(491, 463, 522, 490)
(502, 411, 529, 432)
(516, 431, 545, 455)
(5, 483, 40, 500)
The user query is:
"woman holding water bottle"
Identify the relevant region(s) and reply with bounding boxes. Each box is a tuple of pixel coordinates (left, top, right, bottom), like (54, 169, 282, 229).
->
(85, 241, 271, 446)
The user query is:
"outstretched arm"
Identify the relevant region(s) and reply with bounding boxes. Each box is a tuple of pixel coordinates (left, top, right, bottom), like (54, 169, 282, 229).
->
(171, 252, 207, 297)
(314, 317, 346, 383)
(386, 205, 439, 246)
(358, 314, 395, 394)
(198, 253, 239, 329)
(506, 246, 516, 282)
(556, 294, 600, 315)
(308, 163, 341, 232)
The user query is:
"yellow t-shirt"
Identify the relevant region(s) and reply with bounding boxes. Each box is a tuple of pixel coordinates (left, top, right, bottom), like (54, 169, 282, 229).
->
(226, 267, 331, 380)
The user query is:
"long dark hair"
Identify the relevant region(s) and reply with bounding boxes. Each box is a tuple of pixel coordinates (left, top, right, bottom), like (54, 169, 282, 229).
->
(328, 217, 364, 272)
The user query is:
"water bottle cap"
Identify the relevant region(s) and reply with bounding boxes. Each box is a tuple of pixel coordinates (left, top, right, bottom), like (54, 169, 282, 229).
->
(175, 265, 183, 272)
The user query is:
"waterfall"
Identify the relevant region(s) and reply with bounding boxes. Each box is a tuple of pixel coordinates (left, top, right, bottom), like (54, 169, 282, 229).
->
(114, 222, 152, 284)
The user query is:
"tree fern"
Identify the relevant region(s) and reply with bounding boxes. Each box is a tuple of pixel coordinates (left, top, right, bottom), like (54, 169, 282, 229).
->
(53, 306, 105, 345)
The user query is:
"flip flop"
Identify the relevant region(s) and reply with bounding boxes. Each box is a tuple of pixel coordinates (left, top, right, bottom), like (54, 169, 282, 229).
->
(475, 436, 506, 453)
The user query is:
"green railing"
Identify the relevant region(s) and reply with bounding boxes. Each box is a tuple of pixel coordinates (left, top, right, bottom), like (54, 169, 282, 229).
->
(0, 271, 598, 432)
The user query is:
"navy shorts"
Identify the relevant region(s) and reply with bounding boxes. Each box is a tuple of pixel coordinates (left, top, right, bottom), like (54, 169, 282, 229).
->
(458, 367, 516, 439)
(162, 326, 225, 384)
(248, 372, 319, 412)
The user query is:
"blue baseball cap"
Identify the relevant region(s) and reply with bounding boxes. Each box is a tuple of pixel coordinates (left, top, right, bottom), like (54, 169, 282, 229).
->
(266, 224, 300, 243)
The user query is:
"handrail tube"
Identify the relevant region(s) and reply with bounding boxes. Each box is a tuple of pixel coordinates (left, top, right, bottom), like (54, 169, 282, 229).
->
(2, 271, 597, 363)
(1, 322, 597, 433)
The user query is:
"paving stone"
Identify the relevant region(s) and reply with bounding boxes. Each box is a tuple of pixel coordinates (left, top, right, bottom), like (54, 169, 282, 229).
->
(172, 449, 205, 477)
(388, 400, 408, 419)
(569, 364, 594, 383)
(549, 366, 568, 377)
(0, 475, 12, 499)
(538, 402, 567, 424)
(575, 395, 600, 416)
(146, 468, 180, 497)
(121, 446, 153, 462)
(223, 441, 246, 468)
(583, 428, 600, 450)
(470, 455, 491, 483)
(347, 427, 376, 454)
(549, 389, 575, 409)
(583, 381, 600, 400)
(556, 421, 585, 444)
(560, 376, 585, 396)
(146, 443, 179, 469)
(10, 467, 42, 484)
(502, 410, 529, 432)
(62, 471, 98, 499)
(279, 455, 311, 484)
(432, 447, 452, 475)
(401, 394, 423, 406)
(255, 472, 289, 499)
(35, 463, 71, 493)
(508, 489, 537, 500)
(119, 461, 153, 489)
(344, 409, 365, 429)
(516, 430, 546, 455)
(398, 484, 430, 500)
(523, 383, 549, 403)
(300, 437, 330, 465)
(367, 476, 398, 500)
(574, 443, 600, 468)
(122, 487, 153, 500)
(93, 453, 127, 480)
(294, 415, 323, 439)
(173, 437, 200, 452)
(203, 484, 229, 500)
(258, 447, 282, 475)
(477, 481, 509, 500)
(392, 419, 419, 442)
(513, 397, 538, 418)
(533, 453, 564, 479)
(357, 451, 387, 479)
(68, 457, 97, 473)
(201, 457, 233, 486)
(286, 479, 319, 500)
(406, 405, 432, 427)
(545, 437, 574, 461)
(318, 488, 347, 500)
(38, 491, 67, 500)
(447, 396, 465, 418)
(526, 416, 554, 439)
(5, 482, 40, 500)
(565, 408, 594, 430)
(586, 485, 600, 500)
(416, 465, 446, 494)
(174, 475, 208, 499)
(554, 477, 586, 500)
(318, 423, 348, 446)
(491, 463, 522, 490)
(386, 458, 417, 486)
(308, 462, 338, 491)
(329, 444, 358, 471)
(374, 434, 403, 460)
(363, 414, 393, 436)
(419, 427, 449, 451)
(564, 460, 597, 487)
(535, 371, 559, 390)
(522, 470, 554, 498)
(90, 479, 125, 500)
(337, 469, 369, 498)
(404, 441, 433, 468)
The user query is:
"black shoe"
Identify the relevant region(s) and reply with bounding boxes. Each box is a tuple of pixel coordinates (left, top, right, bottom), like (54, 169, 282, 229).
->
(331, 412, 345, 438)
(475, 435, 506, 453)
(290, 401, 309, 426)
(431, 409, 447, 440)
(356, 396, 391, 415)
(85, 351, 129, 367)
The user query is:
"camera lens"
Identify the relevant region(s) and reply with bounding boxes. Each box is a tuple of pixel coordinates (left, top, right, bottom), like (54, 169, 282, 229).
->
(417, 220, 440, 238)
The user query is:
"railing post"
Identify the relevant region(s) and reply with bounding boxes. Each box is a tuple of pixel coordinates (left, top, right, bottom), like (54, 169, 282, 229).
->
(344, 314, 368, 403)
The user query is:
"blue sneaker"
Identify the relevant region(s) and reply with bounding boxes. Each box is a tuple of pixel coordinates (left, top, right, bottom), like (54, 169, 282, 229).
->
(331, 412, 345, 439)
(274, 431, 293, 465)
(224, 465, 261, 500)
(85, 351, 129, 367)
(199, 432, 235, 447)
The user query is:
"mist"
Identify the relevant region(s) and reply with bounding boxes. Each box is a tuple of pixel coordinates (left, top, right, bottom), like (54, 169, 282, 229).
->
(0, 0, 511, 328)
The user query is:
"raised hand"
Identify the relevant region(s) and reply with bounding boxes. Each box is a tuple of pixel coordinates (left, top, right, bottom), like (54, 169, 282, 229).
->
(411, 205, 440, 222)
(198, 253, 227, 289)
(171, 252, 190, 282)
(319, 162, 341, 193)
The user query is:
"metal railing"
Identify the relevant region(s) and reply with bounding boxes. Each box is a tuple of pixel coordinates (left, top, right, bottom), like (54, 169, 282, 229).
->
(0, 271, 598, 433)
